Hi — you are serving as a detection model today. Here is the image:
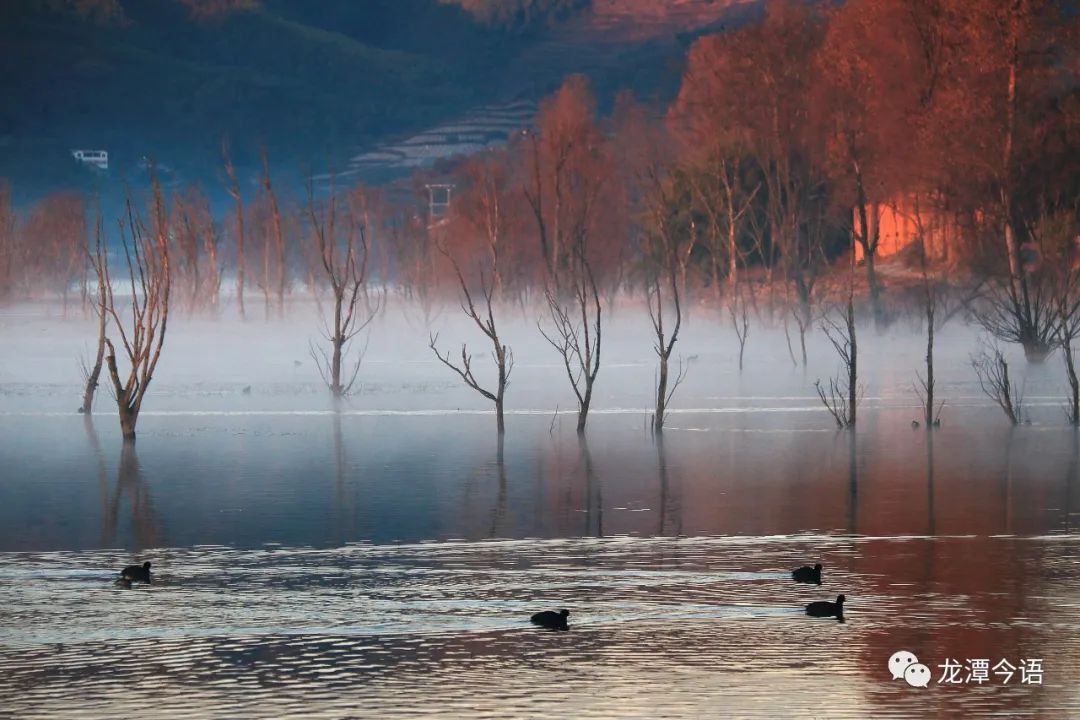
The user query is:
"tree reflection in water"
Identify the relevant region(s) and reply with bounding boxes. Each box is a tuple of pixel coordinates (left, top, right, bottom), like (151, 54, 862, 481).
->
(84, 419, 160, 550)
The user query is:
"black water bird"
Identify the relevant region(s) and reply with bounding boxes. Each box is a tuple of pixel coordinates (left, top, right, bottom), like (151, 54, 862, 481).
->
(119, 561, 152, 584)
(242, 385, 252, 395)
(530, 609, 570, 630)
(792, 563, 822, 584)
(805, 594, 845, 618)
(911, 420, 920, 428)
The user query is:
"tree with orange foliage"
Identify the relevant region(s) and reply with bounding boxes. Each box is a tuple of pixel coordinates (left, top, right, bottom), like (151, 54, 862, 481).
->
(21, 192, 88, 316)
(930, 0, 1078, 360)
(813, 0, 924, 328)
(673, 2, 832, 361)
(172, 187, 221, 314)
(524, 75, 611, 433)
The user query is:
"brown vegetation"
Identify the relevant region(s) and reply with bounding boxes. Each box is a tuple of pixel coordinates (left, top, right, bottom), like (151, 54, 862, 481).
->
(0, 0, 1078, 436)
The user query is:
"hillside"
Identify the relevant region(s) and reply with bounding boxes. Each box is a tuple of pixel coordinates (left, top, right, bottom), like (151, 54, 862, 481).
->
(0, 0, 754, 202)
(0, 0, 532, 199)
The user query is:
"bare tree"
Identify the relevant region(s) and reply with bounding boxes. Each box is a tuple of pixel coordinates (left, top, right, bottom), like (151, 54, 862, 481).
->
(305, 179, 378, 398)
(222, 141, 247, 319)
(539, 249, 602, 434)
(100, 183, 172, 442)
(646, 271, 687, 433)
(686, 154, 759, 302)
(638, 148, 688, 433)
(173, 188, 221, 314)
(973, 276, 1056, 362)
(1034, 203, 1080, 423)
(911, 198, 943, 427)
(971, 341, 1024, 425)
(729, 290, 750, 373)
(261, 149, 288, 319)
(429, 253, 514, 434)
(815, 294, 859, 428)
(1058, 289, 1080, 425)
(79, 208, 107, 414)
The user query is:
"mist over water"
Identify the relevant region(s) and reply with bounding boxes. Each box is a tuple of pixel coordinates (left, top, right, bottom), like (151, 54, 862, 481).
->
(2, 299, 1079, 718)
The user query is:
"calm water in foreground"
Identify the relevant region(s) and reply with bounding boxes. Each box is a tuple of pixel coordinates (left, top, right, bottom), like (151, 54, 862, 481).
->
(1, 400, 1079, 718)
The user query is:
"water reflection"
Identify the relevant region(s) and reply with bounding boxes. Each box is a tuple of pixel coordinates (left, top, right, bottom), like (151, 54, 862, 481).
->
(848, 429, 858, 533)
(84, 418, 160, 550)
(1, 535, 1077, 718)
(581, 436, 601, 538)
(489, 436, 507, 538)
(1065, 430, 1078, 532)
(927, 429, 936, 535)
(655, 433, 681, 536)
(3, 409, 1079, 550)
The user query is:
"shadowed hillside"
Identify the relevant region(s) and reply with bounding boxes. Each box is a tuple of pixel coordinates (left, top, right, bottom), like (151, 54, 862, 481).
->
(0, 0, 754, 201)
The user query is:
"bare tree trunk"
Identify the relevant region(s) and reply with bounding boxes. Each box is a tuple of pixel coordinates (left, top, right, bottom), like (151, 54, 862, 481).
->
(815, 292, 858, 428)
(648, 272, 686, 433)
(1065, 332, 1079, 425)
(101, 179, 172, 443)
(80, 212, 107, 415)
(925, 301, 936, 425)
(540, 253, 602, 435)
(853, 162, 884, 328)
(430, 250, 513, 435)
(223, 142, 246, 320)
(306, 179, 379, 398)
(730, 295, 749, 373)
(972, 342, 1023, 425)
(80, 305, 106, 414)
(998, 8, 1048, 362)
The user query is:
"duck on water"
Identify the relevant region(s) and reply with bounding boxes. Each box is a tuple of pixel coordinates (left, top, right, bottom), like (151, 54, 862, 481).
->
(530, 609, 570, 631)
(805, 594, 845, 620)
(116, 561, 152, 588)
(792, 563, 822, 584)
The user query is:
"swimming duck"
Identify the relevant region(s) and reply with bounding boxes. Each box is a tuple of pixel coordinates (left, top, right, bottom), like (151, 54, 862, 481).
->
(911, 420, 920, 429)
(530, 609, 570, 630)
(119, 561, 152, 584)
(792, 563, 822, 584)
(805, 594, 845, 618)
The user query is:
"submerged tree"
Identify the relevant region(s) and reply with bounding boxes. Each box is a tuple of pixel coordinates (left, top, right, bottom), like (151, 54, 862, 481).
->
(526, 75, 609, 434)
(647, 274, 686, 433)
(971, 340, 1025, 425)
(639, 149, 688, 433)
(305, 180, 379, 398)
(1034, 203, 1080, 423)
(100, 183, 172, 442)
(815, 293, 859, 428)
(429, 252, 514, 434)
(79, 207, 107, 415)
(729, 290, 750, 373)
(539, 249, 602, 434)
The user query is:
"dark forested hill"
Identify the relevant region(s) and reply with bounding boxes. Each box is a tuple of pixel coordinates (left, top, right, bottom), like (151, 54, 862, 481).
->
(0, 0, 543, 195)
(0, 0, 744, 202)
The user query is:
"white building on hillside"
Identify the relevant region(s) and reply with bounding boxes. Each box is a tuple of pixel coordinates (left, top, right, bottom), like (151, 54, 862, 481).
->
(71, 149, 108, 171)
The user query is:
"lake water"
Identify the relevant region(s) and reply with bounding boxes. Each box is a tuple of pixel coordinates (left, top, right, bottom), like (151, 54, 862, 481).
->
(1, 308, 1079, 718)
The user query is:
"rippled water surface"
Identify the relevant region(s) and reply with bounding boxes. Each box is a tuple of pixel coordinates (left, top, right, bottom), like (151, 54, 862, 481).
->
(1, 406, 1079, 718)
